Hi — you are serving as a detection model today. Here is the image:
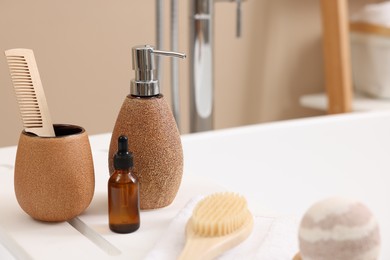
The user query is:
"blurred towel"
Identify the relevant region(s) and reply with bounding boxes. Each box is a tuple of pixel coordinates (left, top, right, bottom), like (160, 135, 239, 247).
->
(350, 2, 390, 27)
(145, 197, 299, 260)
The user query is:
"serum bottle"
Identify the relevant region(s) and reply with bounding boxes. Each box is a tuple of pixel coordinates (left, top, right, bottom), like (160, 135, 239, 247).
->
(108, 135, 140, 233)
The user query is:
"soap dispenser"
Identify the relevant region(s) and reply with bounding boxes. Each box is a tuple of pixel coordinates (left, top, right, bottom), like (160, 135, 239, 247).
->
(108, 45, 186, 210)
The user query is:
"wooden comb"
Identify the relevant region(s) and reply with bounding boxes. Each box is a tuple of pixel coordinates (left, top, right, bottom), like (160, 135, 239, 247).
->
(5, 49, 55, 137)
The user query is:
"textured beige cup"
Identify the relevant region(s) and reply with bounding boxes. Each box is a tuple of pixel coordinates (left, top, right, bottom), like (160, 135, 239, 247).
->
(14, 124, 95, 222)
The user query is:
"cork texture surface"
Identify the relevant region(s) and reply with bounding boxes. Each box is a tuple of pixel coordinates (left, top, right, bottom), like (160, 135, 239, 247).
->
(14, 125, 95, 222)
(109, 96, 183, 210)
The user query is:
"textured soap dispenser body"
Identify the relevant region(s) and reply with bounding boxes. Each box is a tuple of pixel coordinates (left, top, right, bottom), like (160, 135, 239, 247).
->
(108, 45, 185, 210)
(109, 95, 183, 209)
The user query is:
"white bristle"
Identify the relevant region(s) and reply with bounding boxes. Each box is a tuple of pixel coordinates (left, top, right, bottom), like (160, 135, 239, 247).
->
(191, 192, 249, 237)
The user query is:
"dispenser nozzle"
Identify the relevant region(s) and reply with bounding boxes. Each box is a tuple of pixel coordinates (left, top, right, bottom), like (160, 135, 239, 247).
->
(131, 45, 186, 97)
(152, 49, 186, 59)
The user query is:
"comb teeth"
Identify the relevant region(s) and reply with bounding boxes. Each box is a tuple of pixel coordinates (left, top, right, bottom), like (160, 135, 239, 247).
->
(6, 55, 43, 128)
(191, 192, 250, 237)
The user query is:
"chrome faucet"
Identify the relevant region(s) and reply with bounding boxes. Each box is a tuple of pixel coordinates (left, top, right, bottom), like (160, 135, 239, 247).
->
(189, 0, 243, 132)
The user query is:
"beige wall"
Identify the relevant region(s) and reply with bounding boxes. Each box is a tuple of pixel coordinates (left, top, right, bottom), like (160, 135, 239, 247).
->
(0, 0, 377, 147)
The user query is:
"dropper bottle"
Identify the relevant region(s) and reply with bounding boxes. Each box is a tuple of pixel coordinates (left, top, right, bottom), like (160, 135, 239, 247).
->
(108, 135, 140, 233)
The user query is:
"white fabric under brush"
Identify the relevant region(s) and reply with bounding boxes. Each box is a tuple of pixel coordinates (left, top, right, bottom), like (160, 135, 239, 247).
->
(145, 197, 299, 260)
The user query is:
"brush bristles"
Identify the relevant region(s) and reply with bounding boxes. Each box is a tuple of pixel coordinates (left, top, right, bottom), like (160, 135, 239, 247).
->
(6, 55, 43, 128)
(191, 192, 250, 237)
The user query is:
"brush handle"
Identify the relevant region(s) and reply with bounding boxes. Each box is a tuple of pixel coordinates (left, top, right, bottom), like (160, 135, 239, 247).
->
(179, 236, 217, 260)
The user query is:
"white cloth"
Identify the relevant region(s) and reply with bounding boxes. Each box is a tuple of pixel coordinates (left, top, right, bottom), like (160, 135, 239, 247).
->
(350, 2, 390, 28)
(145, 197, 299, 260)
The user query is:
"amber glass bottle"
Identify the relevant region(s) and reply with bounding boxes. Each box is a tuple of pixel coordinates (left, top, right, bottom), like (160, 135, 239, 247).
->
(108, 136, 140, 233)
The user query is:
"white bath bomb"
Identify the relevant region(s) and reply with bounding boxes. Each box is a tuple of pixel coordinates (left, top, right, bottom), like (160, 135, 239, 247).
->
(298, 197, 381, 260)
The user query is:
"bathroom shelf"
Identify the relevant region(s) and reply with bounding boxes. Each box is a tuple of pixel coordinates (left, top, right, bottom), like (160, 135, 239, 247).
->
(300, 92, 390, 112)
(3, 111, 390, 258)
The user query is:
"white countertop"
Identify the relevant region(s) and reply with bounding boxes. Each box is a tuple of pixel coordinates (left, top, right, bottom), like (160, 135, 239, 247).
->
(1, 110, 390, 259)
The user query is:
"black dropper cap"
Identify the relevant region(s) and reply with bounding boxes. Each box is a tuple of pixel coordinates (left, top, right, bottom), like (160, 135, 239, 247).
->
(114, 136, 133, 170)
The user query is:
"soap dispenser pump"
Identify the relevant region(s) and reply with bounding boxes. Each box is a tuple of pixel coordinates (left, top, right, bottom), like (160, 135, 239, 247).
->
(108, 45, 186, 210)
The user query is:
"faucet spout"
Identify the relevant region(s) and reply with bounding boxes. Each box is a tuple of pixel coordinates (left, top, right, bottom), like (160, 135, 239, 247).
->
(190, 0, 214, 132)
(189, 0, 244, 132)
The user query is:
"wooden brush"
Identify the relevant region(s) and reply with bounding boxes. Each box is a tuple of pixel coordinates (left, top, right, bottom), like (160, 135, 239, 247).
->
(5, 48, 55, 137)
(178, 192, 254, 260)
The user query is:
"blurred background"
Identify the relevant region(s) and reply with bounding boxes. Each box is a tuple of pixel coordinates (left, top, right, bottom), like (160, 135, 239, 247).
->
(0, 0, 381, 147)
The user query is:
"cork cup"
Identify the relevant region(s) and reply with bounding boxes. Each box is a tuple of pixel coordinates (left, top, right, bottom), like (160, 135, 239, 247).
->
(14, 124, 95, 222)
